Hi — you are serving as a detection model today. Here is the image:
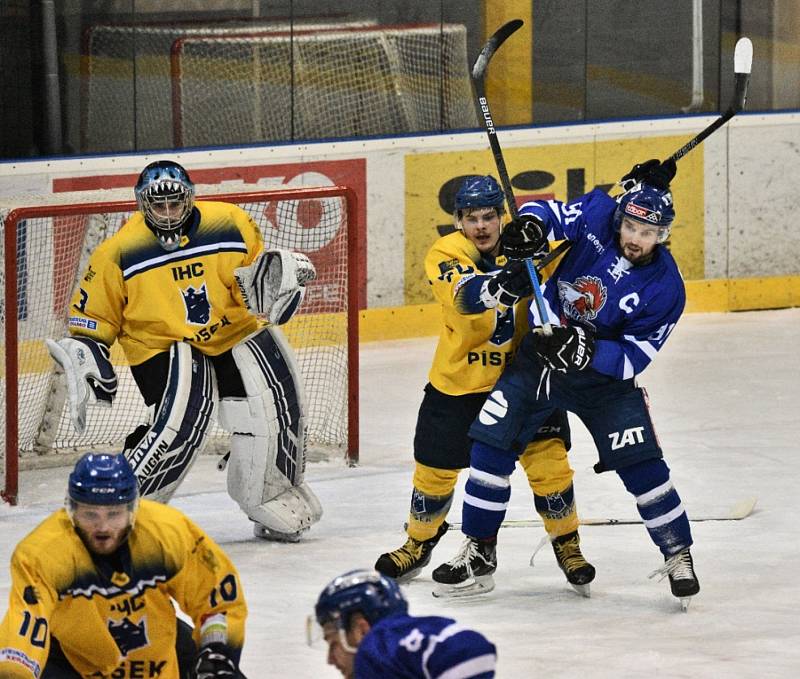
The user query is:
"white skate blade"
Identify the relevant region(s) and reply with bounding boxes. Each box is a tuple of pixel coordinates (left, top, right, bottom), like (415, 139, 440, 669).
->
(680, 596, 693, 612)
(253, 522, 306, 542)
(570, 582, 591, 598)
(395, 567, 424, 585)
(432, 574, 495, 599)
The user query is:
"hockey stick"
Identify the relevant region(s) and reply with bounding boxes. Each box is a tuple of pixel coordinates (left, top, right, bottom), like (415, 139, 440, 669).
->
(448, 497, 757, 530)
(472, 19, 553, 336)
(667, 37, 752, 162)
(534, 239, 571, 272)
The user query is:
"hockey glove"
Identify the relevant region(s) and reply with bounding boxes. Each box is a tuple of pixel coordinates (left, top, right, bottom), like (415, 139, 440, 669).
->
(532, 325, 594, 372)
(194, 643, 241, 679)
(501, 216, 547, 260)
(45, 336, 118, 435)
(479, 260, 534, 309)
(234, 248, 316, 325)
(620, 158, 677, 192)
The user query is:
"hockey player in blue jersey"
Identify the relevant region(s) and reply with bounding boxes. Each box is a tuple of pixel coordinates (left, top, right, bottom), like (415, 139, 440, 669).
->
(432, 160, 701, 609)
(311, 569, 496, 678)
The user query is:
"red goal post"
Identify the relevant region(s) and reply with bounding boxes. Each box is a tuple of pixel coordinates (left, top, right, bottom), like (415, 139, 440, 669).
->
(1, 185, 359, 505)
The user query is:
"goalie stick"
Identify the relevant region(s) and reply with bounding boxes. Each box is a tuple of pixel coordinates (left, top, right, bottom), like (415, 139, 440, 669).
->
(667, 36, 752, 162)
(472, 19, 552, 336)
(448, 497, 757, 530)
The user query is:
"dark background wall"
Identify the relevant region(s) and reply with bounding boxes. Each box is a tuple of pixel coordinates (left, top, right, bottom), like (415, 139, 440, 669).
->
(1, 0, 796, 160)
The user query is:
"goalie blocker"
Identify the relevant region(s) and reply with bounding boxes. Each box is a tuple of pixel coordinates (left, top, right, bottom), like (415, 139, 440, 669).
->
(45, 336, 119, 435)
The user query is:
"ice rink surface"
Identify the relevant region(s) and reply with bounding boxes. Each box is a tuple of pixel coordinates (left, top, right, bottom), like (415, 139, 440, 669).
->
(2, 309, 799, 678)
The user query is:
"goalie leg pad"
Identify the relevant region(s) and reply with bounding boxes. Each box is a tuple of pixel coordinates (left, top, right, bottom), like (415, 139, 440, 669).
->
(125, 342, 215, 503)
(219, 326, 322, 537)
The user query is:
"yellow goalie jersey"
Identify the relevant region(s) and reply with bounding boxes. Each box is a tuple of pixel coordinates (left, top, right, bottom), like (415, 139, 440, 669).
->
(425, 232, 564, 396)
(0, 500, 246, 679)
(67, 200, 264, 366)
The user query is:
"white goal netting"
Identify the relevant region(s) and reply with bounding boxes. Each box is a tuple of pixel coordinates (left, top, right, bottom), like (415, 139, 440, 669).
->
(80, 21, 476, 152)
(79, 18, 377, 152)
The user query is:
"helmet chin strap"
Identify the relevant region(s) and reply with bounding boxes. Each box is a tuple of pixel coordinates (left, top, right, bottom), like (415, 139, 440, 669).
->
(337, 626, 358, 654)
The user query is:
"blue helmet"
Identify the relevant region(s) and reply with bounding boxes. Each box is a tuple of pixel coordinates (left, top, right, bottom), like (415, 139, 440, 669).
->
(315, 569, 407, 629)
(68, 453, 138, 506)
(454, 175, 505, 215)
(613, 183, 675, 243)
(134, 160, 195, 252)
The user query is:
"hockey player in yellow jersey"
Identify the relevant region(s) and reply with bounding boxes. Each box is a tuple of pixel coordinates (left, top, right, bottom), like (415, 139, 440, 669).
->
(0, 453, 247, 679)
(375, 175, 595, 595)
(45, 160, 322, 542)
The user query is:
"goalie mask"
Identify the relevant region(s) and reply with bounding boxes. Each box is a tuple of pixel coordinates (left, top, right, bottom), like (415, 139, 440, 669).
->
(613, 183, 675, 244)
(453, 175, 505, 229)
(135, 160, 196, 251)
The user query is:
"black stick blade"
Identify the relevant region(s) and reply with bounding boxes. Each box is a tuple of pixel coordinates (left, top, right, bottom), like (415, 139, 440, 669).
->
(472, 19, 524, 81)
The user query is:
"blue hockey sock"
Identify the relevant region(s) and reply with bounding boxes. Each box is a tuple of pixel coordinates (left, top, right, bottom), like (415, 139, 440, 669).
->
(462, 441, 517, 539)
(616, 459, 693, 556)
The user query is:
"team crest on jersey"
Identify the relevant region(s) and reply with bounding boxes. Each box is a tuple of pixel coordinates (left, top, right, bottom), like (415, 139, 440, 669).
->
(557, 275, 607, 325)
(108, 616, 149, 656)
(543, 492, 571, 519)
(181, 283, 211, 325)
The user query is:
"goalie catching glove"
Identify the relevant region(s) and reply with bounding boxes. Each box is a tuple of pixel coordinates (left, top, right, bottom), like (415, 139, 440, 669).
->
(501, 216, 547, 260)
(234, 249, 316, 325)
(532, 325, 594, 372)
(45, 336, 118, 435)
(479, 260, 535, 309)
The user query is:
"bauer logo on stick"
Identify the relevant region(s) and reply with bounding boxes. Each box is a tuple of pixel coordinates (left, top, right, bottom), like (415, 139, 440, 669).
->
(479, 97, 496, 134)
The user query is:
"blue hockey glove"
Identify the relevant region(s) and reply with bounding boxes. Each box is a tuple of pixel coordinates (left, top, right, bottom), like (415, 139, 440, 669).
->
(480, 260, 535, 308)
(194, 643, 240, 679)
(501, 216, 547, 260)
(620, 158, 677, 192)
(532, 325, 594, 372)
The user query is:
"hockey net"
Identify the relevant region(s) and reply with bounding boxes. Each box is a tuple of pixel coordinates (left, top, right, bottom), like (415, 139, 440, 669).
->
(0, 186, 359, 505)
(79, 18, 377, 153)
(171, 23, 477, 147)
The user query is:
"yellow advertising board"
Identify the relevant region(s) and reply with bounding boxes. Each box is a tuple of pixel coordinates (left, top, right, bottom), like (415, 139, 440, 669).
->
(404, 135, 704, 304)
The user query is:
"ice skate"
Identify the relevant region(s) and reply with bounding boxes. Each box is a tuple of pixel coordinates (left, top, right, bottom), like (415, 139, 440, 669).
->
(253, 523, 306, 542)
(552, 530, 596, 597)
(431, 536, 496, 598)
(375, 521, 449, 583)
(649, 547, 700, 611)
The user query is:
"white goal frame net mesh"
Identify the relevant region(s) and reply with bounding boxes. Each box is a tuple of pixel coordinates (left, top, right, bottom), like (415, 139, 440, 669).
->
(79, 18, 378, 152)
(80, 21, 476, 152)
